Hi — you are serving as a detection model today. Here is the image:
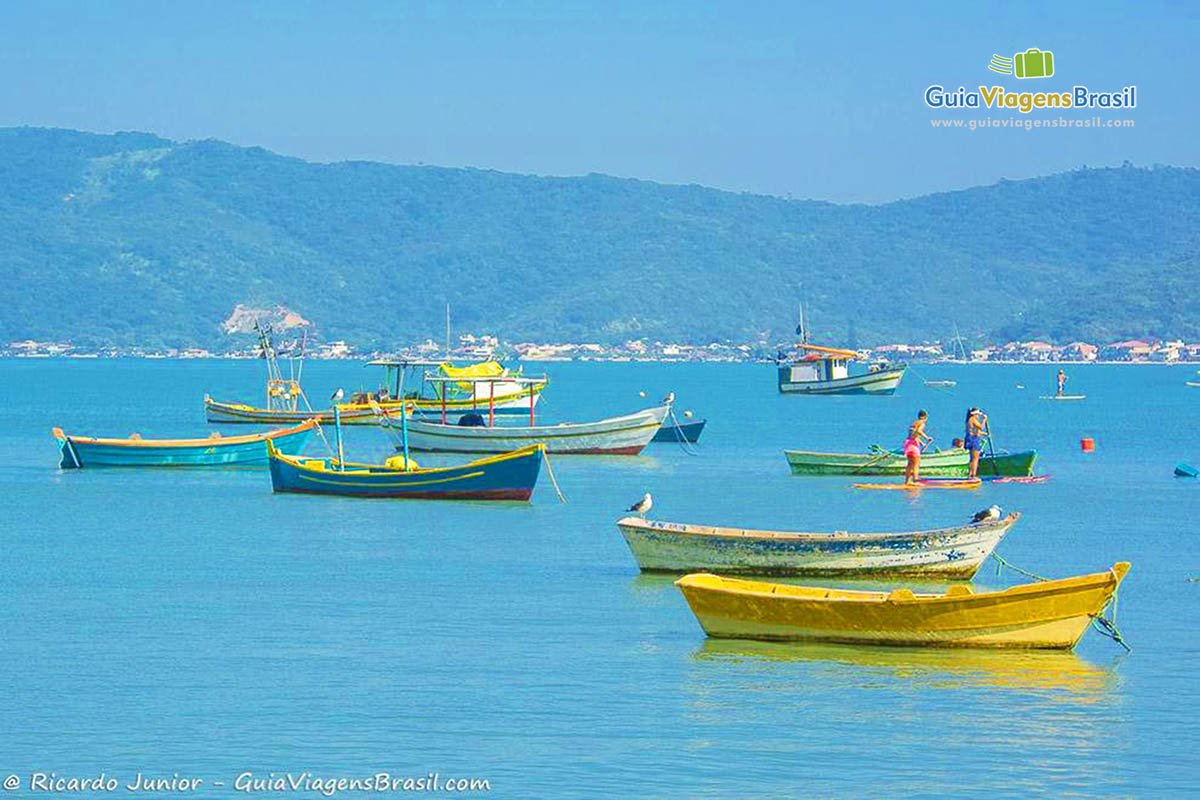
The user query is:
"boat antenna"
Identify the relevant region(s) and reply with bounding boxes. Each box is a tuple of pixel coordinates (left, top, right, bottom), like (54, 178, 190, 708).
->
(445, 302, 451, 359)
(796, 292, 810, 346)
(295, 328, 308, 384)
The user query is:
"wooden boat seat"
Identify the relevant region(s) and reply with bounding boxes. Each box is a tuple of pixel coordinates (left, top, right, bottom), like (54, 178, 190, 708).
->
(944, 585, 974, 597)
(887, 588, 916, 602)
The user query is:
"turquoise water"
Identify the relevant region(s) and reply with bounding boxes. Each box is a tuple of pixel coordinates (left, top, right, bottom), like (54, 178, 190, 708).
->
(2, 360, 1198, 797)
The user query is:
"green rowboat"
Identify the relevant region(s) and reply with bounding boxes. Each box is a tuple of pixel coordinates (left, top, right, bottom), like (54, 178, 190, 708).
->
(784, 447, 1037, 477)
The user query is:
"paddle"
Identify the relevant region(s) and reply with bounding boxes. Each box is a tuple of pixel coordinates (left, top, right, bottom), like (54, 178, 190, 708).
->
(853, 446, 901, 474)
(984, 417, 999, 477)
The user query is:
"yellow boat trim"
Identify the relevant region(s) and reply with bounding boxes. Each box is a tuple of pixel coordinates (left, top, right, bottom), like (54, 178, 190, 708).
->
(268, 441, 543, 475)
(298, 470, 486, 488)
(677, 563, 1130, 605)
(52, 418, 317, 447)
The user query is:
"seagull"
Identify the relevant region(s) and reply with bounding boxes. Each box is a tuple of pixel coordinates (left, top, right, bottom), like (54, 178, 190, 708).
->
(628, 492, 653, 518)
(330, 388, 345, 404)
(661, 391, 675, 405)
(971, 505, 1002, 523)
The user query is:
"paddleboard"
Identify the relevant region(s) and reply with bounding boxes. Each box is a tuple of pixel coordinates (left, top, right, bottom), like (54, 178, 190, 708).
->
(1187, 382, 1200, 387)
(984, 475, 1050, 484)
(853, 479, 982, 491)
(1039, 394, 1086, 400)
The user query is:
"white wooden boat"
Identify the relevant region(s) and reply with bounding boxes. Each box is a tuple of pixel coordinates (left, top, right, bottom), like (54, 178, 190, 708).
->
(616, 513, 1020, 577)
(401, 405, 670, 455)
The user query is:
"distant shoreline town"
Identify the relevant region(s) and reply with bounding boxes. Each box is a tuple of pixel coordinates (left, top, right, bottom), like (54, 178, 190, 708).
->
(6, 335, 1200, 364)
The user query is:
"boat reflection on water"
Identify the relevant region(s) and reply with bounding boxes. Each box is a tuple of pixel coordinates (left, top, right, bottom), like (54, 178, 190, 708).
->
(631, 573, 1121, 705)
(692, 638, 1119, 704)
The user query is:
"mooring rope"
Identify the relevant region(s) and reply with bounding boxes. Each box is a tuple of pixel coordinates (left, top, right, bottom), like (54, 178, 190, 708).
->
(905, 362, 957, 392)
(991, 552, 1130, 651)
(1090, 592, 1131, 652)
(990, 551, 1049, 582)
(541, 449, 567, 503)
(667, 407, 700, 456)
(310, 419, 337, 459)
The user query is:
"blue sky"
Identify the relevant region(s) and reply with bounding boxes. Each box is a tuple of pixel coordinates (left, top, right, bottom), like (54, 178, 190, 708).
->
(1, 0, 1194, 202)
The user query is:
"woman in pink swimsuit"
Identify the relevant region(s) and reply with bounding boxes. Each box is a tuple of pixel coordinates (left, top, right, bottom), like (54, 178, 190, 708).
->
(904, 410, 933, 485)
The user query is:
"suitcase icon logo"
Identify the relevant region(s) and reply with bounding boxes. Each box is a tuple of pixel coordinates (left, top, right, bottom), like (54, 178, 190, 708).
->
(988, 48, 1055, 79)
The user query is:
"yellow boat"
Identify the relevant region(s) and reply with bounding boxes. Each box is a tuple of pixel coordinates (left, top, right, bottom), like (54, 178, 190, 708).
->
(675, 563, 1129, 649)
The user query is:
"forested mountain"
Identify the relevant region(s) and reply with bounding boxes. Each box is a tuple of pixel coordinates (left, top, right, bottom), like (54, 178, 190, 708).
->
(2, 127, 1198, 349)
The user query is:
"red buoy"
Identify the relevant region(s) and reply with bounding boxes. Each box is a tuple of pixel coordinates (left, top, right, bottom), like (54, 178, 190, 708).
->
(1080, 437, 1095, 452)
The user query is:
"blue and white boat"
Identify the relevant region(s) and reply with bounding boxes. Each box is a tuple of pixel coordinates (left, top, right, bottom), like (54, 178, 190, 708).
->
(777, 344, 906, 395)
(53, 419, 316, 468)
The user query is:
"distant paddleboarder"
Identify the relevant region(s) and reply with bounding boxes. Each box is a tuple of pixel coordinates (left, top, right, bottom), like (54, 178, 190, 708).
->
(1057, 369, 1067, 397)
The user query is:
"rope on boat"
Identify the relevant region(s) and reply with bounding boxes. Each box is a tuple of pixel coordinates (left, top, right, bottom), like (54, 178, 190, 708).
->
(906, 363, 956, 392)
(853, 447, 897, 474)
(667, 407, 700, 456)
(991, 552, 1131, 651)
(310, 419, 338, 459)
(1090, 591, 1131, 652)
(542, 450, 567, 504)
(990, 551, 1049, 582)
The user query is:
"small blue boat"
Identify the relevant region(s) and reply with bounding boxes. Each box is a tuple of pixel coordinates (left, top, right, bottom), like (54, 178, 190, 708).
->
(1175, 462, 1198, 478)
(53, 419, 316, 468)
(267, 441, 544, 500)
(652, 418, 706, 443)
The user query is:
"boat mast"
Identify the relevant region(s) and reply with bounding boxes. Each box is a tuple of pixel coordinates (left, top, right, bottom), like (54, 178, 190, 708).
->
(952, 323, 968, 361)
(445, 302, 451, 358)
(796, 292, 810, 346)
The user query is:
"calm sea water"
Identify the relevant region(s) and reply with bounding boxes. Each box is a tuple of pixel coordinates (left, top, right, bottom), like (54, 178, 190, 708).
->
(1, 359, 1197, 797)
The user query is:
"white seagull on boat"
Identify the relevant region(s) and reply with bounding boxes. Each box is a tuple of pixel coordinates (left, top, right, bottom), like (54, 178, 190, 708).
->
(971, 505, 1002, 523)
(628, 492, 653, 517)
(661, 392, 675, 405)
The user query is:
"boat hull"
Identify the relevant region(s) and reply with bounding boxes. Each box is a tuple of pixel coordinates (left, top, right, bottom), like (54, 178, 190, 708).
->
(617, 514, 1018, 577)
(54, 420, 315, 468)
(204, 385, 542, 425)
(785, 448, 1037, 477)
(785, 448, 968, 476)
(268, 444, 543, 500)
(978, 450, 1038, 477)
(676, 563, 1129, 649)
(778, 366, 906, 395)
(652, 419, 706, 443)
(401, 405, 670, 455)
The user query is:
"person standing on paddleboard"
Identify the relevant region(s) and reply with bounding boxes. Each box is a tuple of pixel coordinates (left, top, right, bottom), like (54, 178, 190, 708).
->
(904, 410, 933, 485)
(965, 408, 988, 478)
(1057, 369, 1067, 397)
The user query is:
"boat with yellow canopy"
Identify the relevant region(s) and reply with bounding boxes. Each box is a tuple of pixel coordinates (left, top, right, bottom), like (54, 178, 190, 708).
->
(675, 562, 1129, 649)
(204, 348, 544, 425)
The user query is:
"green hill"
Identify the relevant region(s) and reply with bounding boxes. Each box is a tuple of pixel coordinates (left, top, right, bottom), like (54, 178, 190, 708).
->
(2, 127, 1198, 349)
